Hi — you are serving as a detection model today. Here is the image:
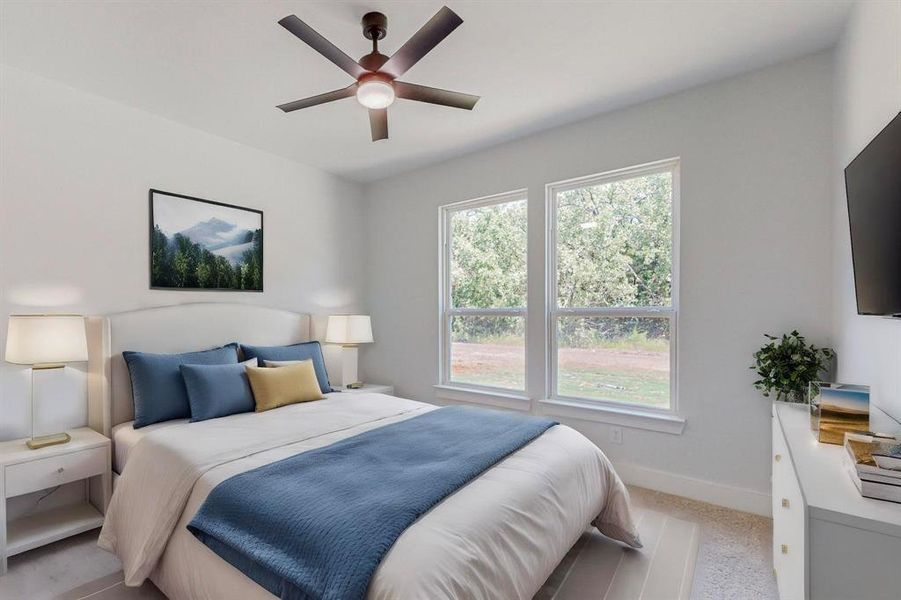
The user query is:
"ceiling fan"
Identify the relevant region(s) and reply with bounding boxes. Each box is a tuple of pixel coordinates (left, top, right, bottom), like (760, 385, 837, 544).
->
(276, 6, 479, 142)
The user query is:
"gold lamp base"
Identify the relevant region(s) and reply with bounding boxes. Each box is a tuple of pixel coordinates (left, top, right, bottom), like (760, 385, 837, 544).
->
(27, 432, 71, 450)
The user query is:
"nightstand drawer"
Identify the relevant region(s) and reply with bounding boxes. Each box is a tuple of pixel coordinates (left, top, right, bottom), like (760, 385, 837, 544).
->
(5, 447, 106, 498)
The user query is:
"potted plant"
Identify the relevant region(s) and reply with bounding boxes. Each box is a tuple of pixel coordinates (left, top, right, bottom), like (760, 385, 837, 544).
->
(751, 330, 835, 403)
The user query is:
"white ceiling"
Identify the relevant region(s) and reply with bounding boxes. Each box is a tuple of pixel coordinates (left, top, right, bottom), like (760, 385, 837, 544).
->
(0, 1, 853, 183)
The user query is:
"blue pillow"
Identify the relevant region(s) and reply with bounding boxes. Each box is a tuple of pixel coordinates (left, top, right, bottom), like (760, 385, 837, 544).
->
(124, 343, 239, 428)
(181, 359, 258, 423)
(240, 341, 331, 394)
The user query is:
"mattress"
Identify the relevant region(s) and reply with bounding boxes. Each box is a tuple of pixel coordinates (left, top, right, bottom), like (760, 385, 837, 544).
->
(111, 391, 346, 473)
(99, 393, 639, 599)
(111, 419, 186, 474)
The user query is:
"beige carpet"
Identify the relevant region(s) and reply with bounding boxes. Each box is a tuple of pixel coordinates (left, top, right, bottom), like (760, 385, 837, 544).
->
(537, 508, 699, 600)
(629, 487, 777, 600)
(0, 486, 775, 600)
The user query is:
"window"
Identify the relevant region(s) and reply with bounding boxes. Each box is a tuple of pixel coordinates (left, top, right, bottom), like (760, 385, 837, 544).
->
(439, 191, 527, 392)
(436, 159, 680, 428)
(548, 159, 678, 410)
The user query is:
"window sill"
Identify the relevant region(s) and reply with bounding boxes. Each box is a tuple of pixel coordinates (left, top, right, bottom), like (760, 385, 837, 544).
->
(433, 385, 531, 411)
(538, 398, 686, 435)
(432, 386, 684, 434)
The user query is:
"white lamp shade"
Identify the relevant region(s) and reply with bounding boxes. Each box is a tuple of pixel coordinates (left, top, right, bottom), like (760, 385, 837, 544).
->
(325, 315, 373, 345)
(5, 315, 88, 365)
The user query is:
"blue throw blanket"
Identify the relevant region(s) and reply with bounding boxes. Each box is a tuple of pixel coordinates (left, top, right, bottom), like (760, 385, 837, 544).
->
(187, 406, 558, 600)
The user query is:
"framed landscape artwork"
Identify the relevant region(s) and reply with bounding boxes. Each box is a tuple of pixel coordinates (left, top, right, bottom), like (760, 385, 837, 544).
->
(149, 189, 263, 291)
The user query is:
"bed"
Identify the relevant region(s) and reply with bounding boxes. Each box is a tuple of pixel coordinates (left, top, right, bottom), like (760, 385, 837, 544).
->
(87, 303, 639, 600)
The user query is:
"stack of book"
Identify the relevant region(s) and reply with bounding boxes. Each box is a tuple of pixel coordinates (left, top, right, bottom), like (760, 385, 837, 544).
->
(843, 432, 901, 503)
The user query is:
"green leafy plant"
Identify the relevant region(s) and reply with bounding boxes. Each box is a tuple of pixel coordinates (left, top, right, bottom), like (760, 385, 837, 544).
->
(751, 331, 834, 403)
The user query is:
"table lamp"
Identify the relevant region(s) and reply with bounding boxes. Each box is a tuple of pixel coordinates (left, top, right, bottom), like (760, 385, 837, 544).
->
(325, 315, 373, 389)
(5, 314, 88, 449)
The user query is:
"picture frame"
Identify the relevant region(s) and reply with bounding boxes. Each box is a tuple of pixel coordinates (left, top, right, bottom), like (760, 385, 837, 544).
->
(809, 381, 870, 445)
(149, 189, 263, 291)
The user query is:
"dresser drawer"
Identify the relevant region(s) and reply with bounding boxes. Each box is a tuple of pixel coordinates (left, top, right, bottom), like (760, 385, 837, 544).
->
(773, 475, 806, 599)
(772, 414, 807, 600)
(5, 446, 107, 498)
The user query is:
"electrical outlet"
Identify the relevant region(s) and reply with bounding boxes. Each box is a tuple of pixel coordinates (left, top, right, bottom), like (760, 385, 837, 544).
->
(609, 426, 623, 445)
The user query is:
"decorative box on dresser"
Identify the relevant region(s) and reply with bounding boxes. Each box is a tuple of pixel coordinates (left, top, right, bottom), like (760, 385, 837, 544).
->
(772, 402, 901, 600)
(0, 427, 111, 575)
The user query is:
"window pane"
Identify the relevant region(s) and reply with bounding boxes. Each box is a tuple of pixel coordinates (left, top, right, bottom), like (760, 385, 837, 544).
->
(555, 171, 672, 308)
(451, 315, 525, 390)
(556, 316, 670, 407)
(451, 199, 527, 308)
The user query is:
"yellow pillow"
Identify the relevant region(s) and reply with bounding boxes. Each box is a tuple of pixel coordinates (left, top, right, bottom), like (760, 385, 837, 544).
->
(246, 360, 325, 412)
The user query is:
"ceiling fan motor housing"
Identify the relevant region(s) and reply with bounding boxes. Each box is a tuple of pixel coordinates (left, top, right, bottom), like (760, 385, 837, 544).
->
(359, 52, 389, 72)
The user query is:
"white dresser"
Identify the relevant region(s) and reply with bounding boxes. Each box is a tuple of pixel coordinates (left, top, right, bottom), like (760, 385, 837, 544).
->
(772, 403, 901, 599)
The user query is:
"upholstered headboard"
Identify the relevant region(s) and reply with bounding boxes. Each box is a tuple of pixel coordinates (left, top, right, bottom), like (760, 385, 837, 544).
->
(86, 303, 311, 435)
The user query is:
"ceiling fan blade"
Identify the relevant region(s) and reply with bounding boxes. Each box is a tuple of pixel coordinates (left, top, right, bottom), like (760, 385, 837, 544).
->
(378, 6, 462, 79)
(279, 15, 368, 80)
(394, 81, 479, 110)
(369, 108, 388, 141)
(277, 84, 357, 113)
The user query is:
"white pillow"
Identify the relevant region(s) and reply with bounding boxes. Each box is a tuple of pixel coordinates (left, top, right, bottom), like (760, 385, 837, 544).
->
(263, 358, 313, 368)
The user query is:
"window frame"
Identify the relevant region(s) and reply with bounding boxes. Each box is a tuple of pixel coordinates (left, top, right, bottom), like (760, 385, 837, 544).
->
(545, 158, 680, 414)
(438, 189, 529, 395)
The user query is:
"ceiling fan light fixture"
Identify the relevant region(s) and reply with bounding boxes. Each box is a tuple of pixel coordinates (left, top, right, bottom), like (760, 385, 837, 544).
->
(356, 78, 395, 109)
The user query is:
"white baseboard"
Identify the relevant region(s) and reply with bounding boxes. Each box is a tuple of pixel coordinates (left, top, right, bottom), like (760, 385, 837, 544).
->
(615, 461, 772, 517)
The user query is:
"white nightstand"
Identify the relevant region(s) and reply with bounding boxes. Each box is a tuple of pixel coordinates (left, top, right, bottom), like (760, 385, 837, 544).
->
(0, 427, 111, 575)
(335, 384, 394, 395)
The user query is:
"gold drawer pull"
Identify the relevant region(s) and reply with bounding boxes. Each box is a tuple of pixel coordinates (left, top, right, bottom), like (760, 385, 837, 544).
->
(781, 498, 790, 508)
(775, 454, 782, 462)
(781, 544, 789, 554)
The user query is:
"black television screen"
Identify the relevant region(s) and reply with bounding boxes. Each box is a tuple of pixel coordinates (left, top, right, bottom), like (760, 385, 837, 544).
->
(845, 111, 901, 316)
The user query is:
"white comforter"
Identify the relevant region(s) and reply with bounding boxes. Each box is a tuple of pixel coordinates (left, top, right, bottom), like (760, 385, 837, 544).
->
(99, 394, 639, 600)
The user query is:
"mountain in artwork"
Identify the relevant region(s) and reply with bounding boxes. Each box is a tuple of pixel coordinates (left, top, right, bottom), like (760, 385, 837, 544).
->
(178, 217, 253, 255)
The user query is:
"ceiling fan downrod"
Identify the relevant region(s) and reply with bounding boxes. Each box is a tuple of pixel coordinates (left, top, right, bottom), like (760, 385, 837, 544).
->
(361, 12, 389, 72)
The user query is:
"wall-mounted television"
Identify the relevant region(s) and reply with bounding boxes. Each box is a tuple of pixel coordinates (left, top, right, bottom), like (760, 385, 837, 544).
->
(845, 111, 901, 316)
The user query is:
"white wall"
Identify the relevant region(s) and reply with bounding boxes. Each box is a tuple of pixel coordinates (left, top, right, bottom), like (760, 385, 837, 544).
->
(831, 1, 901, 421)
(0, 44, 847, 513)
(0, 66, 367, 441)
(362, 52, 835, 510)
